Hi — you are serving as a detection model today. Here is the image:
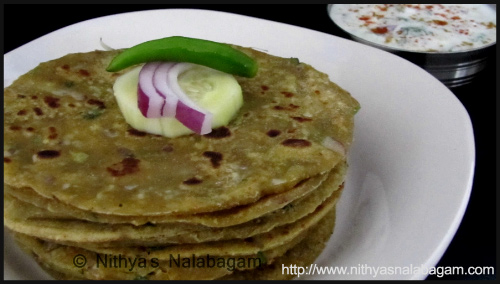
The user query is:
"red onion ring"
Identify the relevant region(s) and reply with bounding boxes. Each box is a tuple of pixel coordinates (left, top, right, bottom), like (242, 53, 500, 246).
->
(137, 62, 213, 135)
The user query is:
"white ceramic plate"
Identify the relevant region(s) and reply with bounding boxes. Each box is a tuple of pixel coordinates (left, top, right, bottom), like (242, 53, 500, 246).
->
(3, 9, 475, 280)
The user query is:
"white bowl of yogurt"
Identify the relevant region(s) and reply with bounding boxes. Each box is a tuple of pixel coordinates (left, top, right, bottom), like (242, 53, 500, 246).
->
(328, 4, 496, 88)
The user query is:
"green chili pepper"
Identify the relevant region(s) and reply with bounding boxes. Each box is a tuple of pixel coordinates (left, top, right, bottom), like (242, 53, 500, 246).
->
(106, 36, 258, 78)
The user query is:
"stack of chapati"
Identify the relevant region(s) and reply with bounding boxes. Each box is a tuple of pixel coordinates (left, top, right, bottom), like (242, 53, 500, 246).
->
(4, 46, 359, 280)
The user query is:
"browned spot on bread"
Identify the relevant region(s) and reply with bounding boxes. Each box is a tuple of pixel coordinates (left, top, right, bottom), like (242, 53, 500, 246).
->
(37, 150, 61, 159)
(281, 91, 294, 98)
(203, 151, 223, 168)
(106, 158, 140, 177)
(266, 129, 281, 138)
(273, 104, 300, 111)
(162, 144, 174, 153)
(183, 177, 203, 185)
(127, 129, 148, 137)
(48, 127, 58, 140)
(204, 126, 231, 139)
(79, 69, 90, 76)
(43, 96, 60, 108)
(281, 139, 311, 148)
(87, 99, 106, 109)
(291, 116, 312, 122)
(33, 107, 44, 116)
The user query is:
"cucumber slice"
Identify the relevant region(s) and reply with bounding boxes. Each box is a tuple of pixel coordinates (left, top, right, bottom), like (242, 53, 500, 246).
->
(113, 65, 243, 138)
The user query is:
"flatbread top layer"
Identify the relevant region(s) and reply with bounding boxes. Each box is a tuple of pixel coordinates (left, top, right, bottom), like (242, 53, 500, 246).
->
(4, 46, 359, 216)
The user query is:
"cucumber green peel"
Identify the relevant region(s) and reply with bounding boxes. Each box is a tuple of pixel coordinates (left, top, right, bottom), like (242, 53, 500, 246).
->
(106, 36, 258, 78)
